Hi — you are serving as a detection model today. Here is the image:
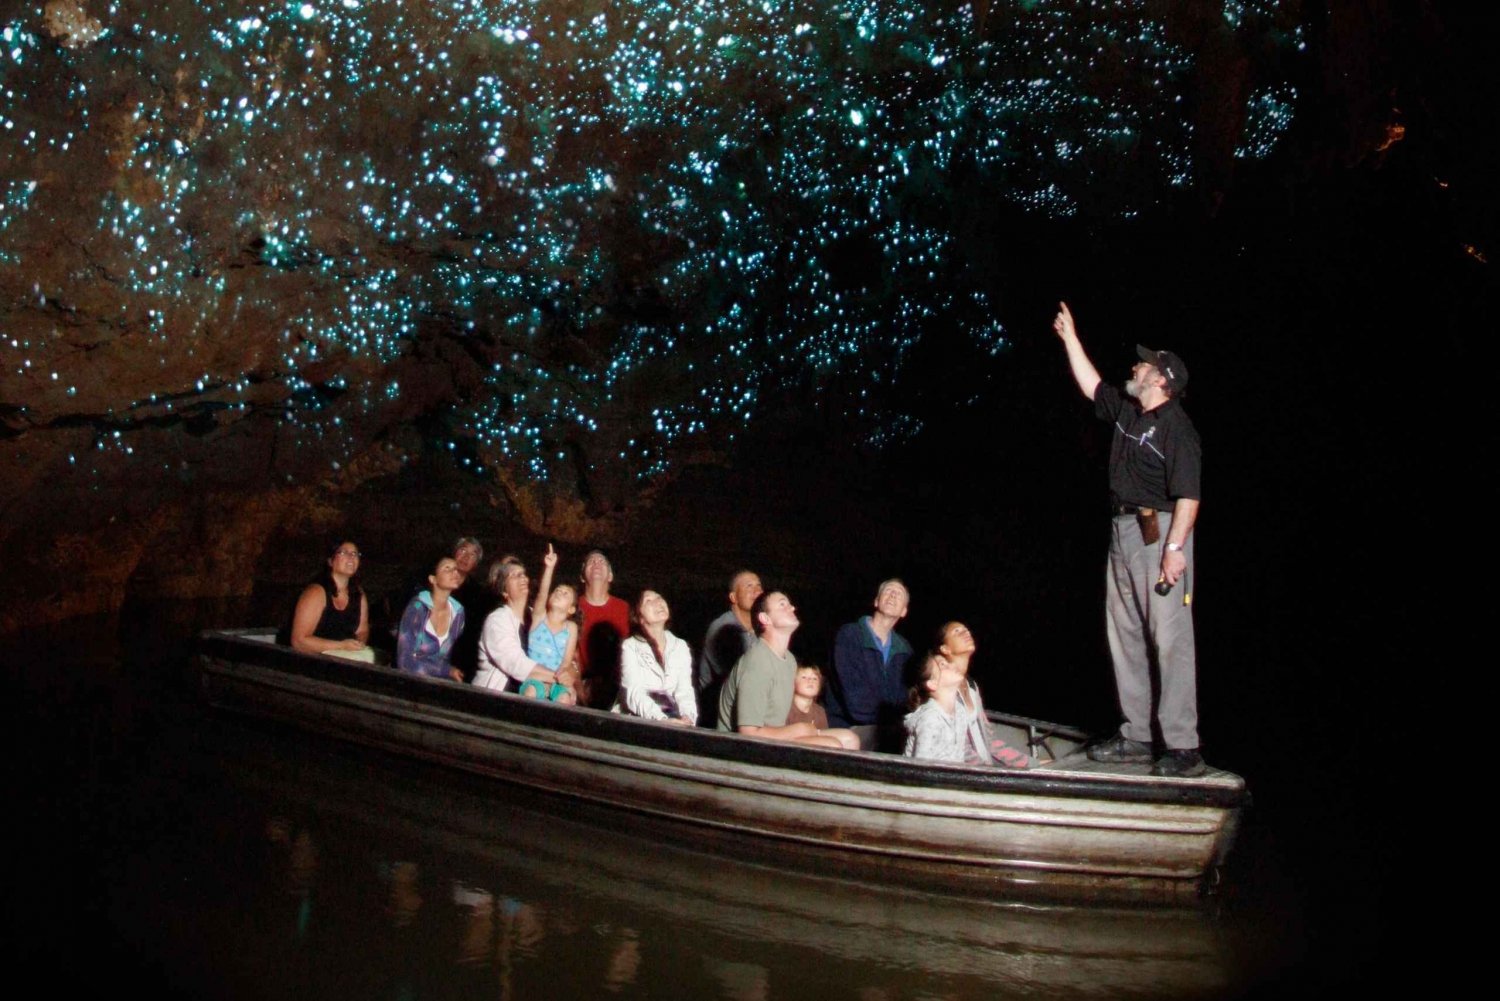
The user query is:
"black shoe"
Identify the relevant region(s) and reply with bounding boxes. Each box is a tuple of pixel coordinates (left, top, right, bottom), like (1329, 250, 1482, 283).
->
(1150, 749, 1207, 777)
(1086, 733, 1152, 764)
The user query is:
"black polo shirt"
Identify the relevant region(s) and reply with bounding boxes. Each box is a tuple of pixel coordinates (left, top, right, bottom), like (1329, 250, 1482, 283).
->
(1094, 383, 1201, 511)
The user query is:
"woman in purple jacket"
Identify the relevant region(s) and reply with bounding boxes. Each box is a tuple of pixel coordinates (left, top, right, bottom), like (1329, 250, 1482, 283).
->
(396, 556, 467, 681)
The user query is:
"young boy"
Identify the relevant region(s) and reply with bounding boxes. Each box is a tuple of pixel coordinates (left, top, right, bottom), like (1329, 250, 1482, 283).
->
(786, 664, 831, 731)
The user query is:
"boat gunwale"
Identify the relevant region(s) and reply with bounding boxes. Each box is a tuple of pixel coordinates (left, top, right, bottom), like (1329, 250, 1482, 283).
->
(199, 629, 1246, 810)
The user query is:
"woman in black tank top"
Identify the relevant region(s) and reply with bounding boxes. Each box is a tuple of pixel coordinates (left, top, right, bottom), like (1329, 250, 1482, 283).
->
(288, 540, 370, 655)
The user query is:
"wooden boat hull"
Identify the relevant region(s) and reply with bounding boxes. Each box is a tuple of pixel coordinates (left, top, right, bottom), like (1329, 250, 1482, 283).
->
(199, 630, 1246, 902)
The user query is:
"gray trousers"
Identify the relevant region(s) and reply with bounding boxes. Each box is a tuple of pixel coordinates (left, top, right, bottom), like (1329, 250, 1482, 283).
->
(1105, 512, 1199, 750)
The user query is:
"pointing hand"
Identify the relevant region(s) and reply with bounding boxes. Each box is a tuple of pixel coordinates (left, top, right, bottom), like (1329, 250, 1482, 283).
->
(1052, 301, 1076, 340)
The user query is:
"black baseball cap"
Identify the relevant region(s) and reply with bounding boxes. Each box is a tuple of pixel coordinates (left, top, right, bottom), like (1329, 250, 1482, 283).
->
(1136, 345, 1189, 395)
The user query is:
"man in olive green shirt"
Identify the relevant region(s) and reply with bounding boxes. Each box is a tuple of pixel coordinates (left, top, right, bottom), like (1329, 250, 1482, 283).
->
(718, 592, 857, 750)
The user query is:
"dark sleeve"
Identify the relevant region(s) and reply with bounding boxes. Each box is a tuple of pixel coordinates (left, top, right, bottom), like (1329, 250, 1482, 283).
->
(830, 625, 873, 726)
(883, 650, 912, 711)
(1093, 382, 1125, 423)
(1165, 420, 1202, 500)
(695, 627, 716, 691)
(699, 620, 741, 690)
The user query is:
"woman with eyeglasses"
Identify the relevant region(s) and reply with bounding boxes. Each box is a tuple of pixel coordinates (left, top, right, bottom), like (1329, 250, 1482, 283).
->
(473, 553, 576, 704)
(288, 540, 370, 655)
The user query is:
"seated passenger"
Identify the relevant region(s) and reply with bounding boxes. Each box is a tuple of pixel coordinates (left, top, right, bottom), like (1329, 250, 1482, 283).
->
(614, 590, 696, 726)
(826, 580, 914, 748)
(526, 543, 581, 698)
(716, 592, 858, 750)
(395, 556, 466, 681)
(695, 570, 762, 728)
(903, 652, 975, 763)
(904, 624, 1032, 767)
(786, 664, 832, 732)
(287, 540, 370, 656)
(474, 553, 575, 704)
(576, 550, 630, 709)
(448, 535, 489, 678)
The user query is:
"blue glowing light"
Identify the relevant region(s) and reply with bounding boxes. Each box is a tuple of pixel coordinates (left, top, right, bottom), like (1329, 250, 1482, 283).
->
(1, 0, 1303, 495)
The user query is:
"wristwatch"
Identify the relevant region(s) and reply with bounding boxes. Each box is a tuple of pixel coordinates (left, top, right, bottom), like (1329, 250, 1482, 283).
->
(1165, 542, 1184, 553)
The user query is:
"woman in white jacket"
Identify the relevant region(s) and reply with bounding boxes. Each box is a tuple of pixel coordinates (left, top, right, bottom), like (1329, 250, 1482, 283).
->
(613, 591, 696, 726)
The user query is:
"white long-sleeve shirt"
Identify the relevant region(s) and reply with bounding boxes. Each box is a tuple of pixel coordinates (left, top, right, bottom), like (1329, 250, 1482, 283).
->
(474, 605, 541, 692)
(613, 632, 696, 724)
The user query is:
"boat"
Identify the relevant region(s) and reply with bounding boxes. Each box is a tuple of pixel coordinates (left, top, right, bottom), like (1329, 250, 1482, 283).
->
(208, 717, 1245, 994)
(198, 628, 1247, 903)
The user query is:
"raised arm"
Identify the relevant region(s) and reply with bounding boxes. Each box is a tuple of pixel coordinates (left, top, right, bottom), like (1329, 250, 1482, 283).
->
(531, 543, 558, 626)
(1052, 301, 1102, 401)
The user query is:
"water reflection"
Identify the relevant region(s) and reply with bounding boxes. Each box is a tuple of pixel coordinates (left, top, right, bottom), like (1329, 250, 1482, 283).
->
(214, 719, 1237, 1000)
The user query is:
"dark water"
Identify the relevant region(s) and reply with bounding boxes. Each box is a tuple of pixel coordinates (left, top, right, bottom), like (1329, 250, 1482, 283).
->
(4, 609, 1350, 1000)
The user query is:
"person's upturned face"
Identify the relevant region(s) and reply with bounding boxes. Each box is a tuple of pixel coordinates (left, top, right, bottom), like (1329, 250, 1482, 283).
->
(1125, 361, 1161, 399)
(940, 622, 977, 659)
(760, 592, 799, 633)
(637, 590, 671, 626)
(730, 573, 763, 613)
(504, 565, 530, 604)
(583, 553, 613, 589)
(925, 657, 960, 697)
(548, 585, 578, 617)
(430, 558, 464, 593)
(874, 582, 909, 620)
(453, 542, 481, 575)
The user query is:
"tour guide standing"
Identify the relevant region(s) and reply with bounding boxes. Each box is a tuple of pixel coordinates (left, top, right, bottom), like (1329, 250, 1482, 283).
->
(1052, 301, 1206, 778)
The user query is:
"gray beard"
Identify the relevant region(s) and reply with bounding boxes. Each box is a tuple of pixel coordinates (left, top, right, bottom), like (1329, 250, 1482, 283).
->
(1125, 378, 1144, 399)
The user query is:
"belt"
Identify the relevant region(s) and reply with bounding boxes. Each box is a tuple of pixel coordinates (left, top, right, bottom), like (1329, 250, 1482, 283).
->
(1112, 503, 1160, 516)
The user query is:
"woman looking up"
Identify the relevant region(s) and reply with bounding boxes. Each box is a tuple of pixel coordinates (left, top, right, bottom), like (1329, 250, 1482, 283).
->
(614, 590, 696, 726)
(396, 556, 467, 681)
(288, 540, 370, 656)
(474, 555, 575, 704)
(929, 622, 1032, 768)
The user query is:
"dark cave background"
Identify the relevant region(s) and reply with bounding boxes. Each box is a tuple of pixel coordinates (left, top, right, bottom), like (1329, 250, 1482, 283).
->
(3, 1, 1489, 991)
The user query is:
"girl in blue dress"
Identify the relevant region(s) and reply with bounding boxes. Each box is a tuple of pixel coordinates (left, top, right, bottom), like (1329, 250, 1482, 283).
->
(523, 543, 580, 700)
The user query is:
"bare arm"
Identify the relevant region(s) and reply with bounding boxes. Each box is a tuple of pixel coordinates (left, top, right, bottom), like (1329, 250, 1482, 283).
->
(1052, 301, 1102, 401)
(290, 585, 364, 653)
(531, 543, 557, 626)
(555, 625, 580, 687)
(355, 593, 370, 645)
(738, 721, 821, 741)
(1160, 498, 1200, 586)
